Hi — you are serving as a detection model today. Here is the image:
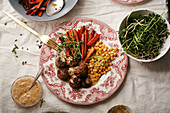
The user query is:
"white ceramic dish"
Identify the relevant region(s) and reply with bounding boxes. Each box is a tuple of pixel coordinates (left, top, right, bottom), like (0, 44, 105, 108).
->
(118, 9, 170, 62)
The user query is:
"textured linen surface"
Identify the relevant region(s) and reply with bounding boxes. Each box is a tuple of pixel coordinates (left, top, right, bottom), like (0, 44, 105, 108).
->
(0, 0, 170, 113)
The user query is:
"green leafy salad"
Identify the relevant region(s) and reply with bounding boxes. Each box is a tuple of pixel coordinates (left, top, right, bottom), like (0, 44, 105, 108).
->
(118, 12, 169, 60)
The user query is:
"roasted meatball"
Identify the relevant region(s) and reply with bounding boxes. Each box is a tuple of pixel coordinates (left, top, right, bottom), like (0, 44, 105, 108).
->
(82, 77, 92, 88)
(69, 75, 81, 89)
(75, 62, 88, 77)
(68, 67, 76, 77)
(55, 57, 67, 68)
(57, 68, 70, 81)
(67, 57, 79, 66)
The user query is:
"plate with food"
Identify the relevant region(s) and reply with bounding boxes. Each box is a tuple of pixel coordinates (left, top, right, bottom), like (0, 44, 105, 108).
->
(39, 18, 128, 105)
(8, 0, 78, 21)
(112, 0, 143, 4)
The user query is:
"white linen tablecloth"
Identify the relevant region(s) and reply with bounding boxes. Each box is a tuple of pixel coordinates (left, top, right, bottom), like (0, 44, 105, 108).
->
(0, 0, 170, 113)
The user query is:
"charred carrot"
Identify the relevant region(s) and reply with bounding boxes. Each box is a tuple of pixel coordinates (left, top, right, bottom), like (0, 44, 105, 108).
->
(87, 33, 100, 46)
(84, 46, 95, 63)
(30, 0, 43, 15)
(38, 10, 43, 16)
(84, 29, 88, 57)
(27, 4, 38, 14)
(78, 26, 85, 41)
(70, 49, 74, 56)
(81, 33, 85, 59)
(88, 30, 95, 42)
(68, 29, 74, 40)
(39, 7, 46, 10)
(28, 0, 39, 4)
(65, 48, 70, 56)
(30, 9, 38, 15)
(43, 0, 50, 6)
(73, 30, 79, 42)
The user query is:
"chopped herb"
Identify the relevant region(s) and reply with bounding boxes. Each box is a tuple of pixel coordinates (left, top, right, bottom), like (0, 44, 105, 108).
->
(24, 21, 27, 24)
(37, 44, 42, 49)
(40, 41, 42, 44)
(120, 52, 125, 56)
(16, 56, 18, 58)
(22, 47, 24, 49)
(22, 61, 27, 65)
(4, 22, 7, 25)
(20, 34, 22, 36)
(36, 40, 39, 42)
(40, 98, 46, 108)
(22, 61, 25, 65)
(27, 48, 29, 50)
(14, 39, 17, 42)
(12, 44, 19, 54)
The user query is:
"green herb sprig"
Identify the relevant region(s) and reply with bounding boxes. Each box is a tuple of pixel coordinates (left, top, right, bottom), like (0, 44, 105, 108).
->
(40, 98, 46, 108)
(58, 32, 82, 60)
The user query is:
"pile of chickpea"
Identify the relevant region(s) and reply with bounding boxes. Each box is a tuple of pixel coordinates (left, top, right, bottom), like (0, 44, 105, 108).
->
(87, 41, 118, 82)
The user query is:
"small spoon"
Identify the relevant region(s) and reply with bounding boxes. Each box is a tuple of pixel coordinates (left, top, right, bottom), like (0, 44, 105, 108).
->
(29, 67, 44, 90)
(46, 0, 64, 16)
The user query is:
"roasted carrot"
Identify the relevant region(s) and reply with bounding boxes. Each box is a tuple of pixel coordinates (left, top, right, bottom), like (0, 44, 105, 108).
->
(39, 7, 46, 10)
(84, 46, 95, 63)
(88, 30, 95, 42)
(30, 0, 43, 15)
(65, 48, 70, 56)
(28, 0, 39, 4)
(43, 0, 50, 6)
(38, 10, 43, 16)
(68, 29, 74, 40)
(87, 33, 100, 46)
(81, 33, 85, 59)
(78, 26, 85, 41)
(84, 29, 88, 57)
(70, 49, 74, 56)
(27, 4, 38, 14)
(30, 9, 38, 15)
(73, 30, 79, 42)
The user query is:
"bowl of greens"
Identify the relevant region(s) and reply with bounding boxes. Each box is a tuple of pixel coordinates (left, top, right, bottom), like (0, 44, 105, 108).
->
(118, 9, 170, 62)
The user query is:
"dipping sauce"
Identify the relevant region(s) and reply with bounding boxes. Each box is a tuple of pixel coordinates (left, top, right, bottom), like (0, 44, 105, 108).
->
(11, 75, 42, 107)
(107, 105, 133, 113)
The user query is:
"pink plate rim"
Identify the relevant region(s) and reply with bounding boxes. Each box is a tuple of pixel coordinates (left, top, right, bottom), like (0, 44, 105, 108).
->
(112, 0, 143, 4)
(39, 17, 128, 105)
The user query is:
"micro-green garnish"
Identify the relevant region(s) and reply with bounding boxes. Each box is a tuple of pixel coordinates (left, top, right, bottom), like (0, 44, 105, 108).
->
(40, 98, 46, 108)
(118, 12, 169, 60)
(58, 32, 82, 60)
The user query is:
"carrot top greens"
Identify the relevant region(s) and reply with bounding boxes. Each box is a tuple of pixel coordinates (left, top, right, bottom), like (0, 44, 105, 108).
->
(118, 12, 169, 60)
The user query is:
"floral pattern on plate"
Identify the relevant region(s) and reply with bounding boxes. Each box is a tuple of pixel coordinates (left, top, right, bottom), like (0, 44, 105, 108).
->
(39, 18, 128, 105)
(113, 0, 143, 4)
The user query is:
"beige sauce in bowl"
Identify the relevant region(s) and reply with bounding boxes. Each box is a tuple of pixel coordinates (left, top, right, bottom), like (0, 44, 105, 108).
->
(108, 105, 133, 113)
(11, 76, 42, 107)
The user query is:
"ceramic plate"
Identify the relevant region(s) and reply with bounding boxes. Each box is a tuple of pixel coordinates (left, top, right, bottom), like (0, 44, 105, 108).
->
(8, 0, 78, 21)
(39, 18, 128, 105)
(113, 0, 143, 4)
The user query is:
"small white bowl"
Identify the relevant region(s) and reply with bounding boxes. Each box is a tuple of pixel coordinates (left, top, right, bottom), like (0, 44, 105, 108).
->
(118, 9, 170, 62)
(11, 75, 43, 107)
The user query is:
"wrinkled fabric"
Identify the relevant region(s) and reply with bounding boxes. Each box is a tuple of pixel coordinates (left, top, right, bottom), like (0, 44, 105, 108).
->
(0, 0, 170, 113)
